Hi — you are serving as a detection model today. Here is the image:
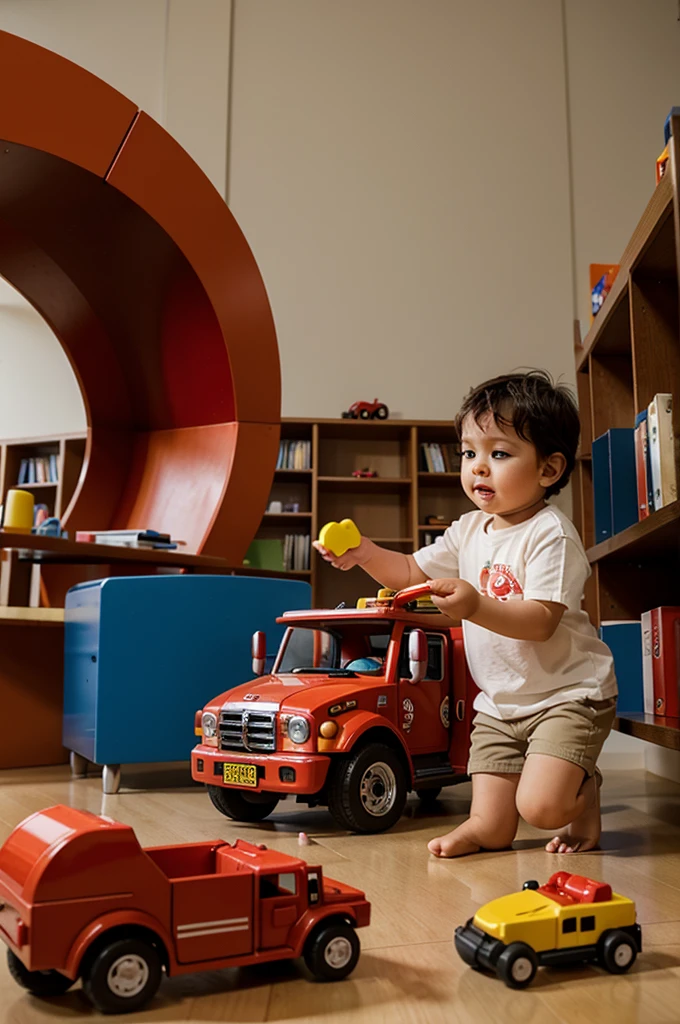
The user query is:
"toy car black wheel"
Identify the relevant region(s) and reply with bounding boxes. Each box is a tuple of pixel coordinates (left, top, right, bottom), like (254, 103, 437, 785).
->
(372, 404, 389, 420)
(6, 949, 74, 997)
(304, 921, 360, 981)
(522, 879, 540, 890)
(599, 930, 638, 974)
(358, 408, 371, 419)
(496, 942, 538, 988)
(416, 786, 442, 806)
(208, 784, 279, 822)
(327, 742, 407, 833)
(81, 937, 162, 1013)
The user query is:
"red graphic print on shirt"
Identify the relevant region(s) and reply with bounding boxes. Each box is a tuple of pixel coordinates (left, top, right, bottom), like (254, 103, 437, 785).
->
(479, 562, 523, 601)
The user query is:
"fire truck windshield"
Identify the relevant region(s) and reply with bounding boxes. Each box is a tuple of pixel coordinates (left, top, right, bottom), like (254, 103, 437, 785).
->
(274, 624, 393, 675)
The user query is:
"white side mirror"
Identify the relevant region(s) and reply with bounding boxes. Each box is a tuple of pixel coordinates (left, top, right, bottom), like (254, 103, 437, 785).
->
(252, 631, 266, 675)
(408, 629, 428, 685)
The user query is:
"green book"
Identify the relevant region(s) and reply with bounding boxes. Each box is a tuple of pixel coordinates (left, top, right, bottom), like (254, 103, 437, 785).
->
(243, 539, 284, 571)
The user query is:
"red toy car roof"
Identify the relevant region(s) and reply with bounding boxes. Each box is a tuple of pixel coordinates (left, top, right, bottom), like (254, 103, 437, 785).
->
(538, 872, 613, 905)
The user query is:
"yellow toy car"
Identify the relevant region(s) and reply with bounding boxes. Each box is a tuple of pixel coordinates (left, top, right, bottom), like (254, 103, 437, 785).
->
(455, 871, 641, 988)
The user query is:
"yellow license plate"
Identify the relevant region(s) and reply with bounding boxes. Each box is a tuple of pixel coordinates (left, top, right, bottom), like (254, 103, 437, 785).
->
(223, 762, 258, 787)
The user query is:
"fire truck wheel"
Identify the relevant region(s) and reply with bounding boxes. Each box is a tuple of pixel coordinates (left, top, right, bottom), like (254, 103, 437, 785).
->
(304, 921, 361, 980)
(207, 784, 279, 822)
(82, 937, 162, 1013)
(327, 743, 407, 833)
(6, 950, 74, 997)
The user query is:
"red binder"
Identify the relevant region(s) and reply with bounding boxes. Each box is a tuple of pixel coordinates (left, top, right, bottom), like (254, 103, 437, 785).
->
(651, 607, 680, 717)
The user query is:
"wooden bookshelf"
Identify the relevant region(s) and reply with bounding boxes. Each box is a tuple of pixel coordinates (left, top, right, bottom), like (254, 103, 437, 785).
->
(250, 418, 474, 607)
(0, 431, 87, 521)
(572, 139, 680, 752)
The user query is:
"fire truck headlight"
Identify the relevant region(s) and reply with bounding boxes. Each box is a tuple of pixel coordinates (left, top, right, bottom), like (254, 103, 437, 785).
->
(287, 716, 310, 744)
(202, 712, 217, 739)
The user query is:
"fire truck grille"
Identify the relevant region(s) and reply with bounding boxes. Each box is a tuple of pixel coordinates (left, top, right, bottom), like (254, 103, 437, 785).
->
(219, 709, 276, 752)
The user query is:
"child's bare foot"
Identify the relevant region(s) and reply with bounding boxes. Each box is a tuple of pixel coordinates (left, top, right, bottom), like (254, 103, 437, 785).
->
(428, 817, 509, 858)
(545, 772, 601, 854)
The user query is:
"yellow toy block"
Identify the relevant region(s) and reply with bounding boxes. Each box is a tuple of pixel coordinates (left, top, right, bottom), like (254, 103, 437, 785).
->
(318, 518, 361, 557)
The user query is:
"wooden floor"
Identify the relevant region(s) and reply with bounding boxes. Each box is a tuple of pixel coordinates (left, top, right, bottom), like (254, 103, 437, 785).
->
(0, 765, 679, 1023)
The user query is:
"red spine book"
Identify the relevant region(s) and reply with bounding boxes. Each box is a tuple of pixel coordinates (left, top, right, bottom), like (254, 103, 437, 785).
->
(651, 606, 680, 717)
(634, 417, 650, 519)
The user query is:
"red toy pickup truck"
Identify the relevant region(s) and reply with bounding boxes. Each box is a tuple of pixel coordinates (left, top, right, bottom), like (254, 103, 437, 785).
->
(0, 805, 370, 1013)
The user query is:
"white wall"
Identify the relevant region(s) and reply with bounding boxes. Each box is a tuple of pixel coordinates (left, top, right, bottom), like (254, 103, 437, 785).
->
(0, 0, 678, 778)
(565, 0, 680, 332)
(229, 0, 574, 421)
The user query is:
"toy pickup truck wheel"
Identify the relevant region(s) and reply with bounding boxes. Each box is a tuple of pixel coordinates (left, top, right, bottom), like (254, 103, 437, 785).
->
(207, 784, 279, 822)
(496, 942, 538, 988)
(373, 404, 389, 419)
(82, 937, 162, 1013)
(6, 949, 74, 997)
(600, 930, 638, 973)
(327, 743, 407, 833)
(304, 922, 360, 981)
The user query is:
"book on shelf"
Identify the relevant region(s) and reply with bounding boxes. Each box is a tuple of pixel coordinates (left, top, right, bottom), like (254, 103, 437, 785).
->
(283, 533, 310, 571)
(244, 538, 285, 571)
(276, 439, 311, 470)
(645, 606, 680, 717)
(641, 611, 654, 715)
(419, 442, 459, 473)
(598, 621, 643, 714)
(591, 428, 637, 541)
(634, 410, 652, 520)
(16, 455, 59, 486)
(647, 393, 677, 511)
(75, 529, 180, 549)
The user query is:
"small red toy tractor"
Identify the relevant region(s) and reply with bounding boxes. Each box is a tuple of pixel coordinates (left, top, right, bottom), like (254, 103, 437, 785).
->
(341, 399, 389, 420)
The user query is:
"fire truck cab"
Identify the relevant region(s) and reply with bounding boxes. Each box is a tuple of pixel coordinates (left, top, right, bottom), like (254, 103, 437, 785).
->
(0, 805, 370, 1014)
(192, 584, 478, 833)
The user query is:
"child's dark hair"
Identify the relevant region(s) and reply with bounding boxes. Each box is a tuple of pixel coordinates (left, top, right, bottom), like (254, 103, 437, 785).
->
(454, 370, 580, 498)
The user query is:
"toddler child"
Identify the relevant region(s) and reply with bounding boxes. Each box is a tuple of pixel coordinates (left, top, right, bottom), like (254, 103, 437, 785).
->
(314, 370, 617, 857)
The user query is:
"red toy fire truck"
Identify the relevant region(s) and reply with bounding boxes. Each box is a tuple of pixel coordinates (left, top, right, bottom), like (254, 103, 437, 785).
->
(192, 583, 477, 833)
(0, 805, 370, 1013)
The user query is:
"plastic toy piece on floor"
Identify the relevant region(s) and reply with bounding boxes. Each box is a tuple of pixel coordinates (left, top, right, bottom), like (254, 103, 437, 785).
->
(318, 518, 362, 557)
(0, 805, 370, 1014)
(455, 871, 641, 989)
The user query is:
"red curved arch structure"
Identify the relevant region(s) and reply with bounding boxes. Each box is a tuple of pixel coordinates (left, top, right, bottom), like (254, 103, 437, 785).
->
(0, 31, 280, 563)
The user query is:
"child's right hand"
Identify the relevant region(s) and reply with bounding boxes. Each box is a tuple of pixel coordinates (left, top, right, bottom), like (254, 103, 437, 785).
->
(312, 537, 373, 571)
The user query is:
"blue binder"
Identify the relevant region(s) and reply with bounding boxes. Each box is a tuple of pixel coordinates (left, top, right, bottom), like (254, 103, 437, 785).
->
(598, 621, 643, 714)
(592, 429, 638, 542)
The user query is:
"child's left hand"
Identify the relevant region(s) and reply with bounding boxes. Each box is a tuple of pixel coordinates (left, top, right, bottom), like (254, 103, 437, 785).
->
(428, 578, 481, 621)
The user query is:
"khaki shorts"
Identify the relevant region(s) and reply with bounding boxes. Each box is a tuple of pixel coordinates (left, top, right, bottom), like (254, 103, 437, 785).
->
(468, 698, 617, 778)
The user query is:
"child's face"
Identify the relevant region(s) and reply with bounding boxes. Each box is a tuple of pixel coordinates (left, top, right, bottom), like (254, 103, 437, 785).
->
(459, 412, 558, 521)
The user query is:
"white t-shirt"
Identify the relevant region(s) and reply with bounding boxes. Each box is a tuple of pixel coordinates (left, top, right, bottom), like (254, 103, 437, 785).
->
(413, 505, 617, 720)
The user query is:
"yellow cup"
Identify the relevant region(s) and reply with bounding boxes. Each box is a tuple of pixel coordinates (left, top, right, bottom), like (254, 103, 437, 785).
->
(4, 488, 35, 533)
